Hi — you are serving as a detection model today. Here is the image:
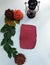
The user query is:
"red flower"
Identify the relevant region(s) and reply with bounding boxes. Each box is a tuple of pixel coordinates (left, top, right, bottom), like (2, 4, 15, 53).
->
(13, 10, 23, 21)
(14, 53, 26, 65)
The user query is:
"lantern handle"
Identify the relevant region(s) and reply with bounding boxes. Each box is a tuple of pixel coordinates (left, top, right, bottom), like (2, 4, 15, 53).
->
(36, 1, 40, 12)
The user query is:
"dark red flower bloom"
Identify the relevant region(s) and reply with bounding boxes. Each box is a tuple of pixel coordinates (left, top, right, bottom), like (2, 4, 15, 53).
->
(5, 9, 14, 20)
(14, 53, 26, 65)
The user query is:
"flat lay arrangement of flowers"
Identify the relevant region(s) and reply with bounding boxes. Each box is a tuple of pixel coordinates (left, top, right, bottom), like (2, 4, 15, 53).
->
(0, 9, 26, 65)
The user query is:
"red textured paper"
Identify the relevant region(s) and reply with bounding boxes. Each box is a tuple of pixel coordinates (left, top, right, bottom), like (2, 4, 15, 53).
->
(20, 24, 37, 49)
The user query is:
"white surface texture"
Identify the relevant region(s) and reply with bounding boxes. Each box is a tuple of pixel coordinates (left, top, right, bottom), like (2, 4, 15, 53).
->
(0, 0, 50, 65)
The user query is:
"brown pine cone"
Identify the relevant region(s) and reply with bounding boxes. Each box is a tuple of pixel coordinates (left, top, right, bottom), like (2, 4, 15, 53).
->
(5, 9, 14, 20)
(14, 53, 26, 65)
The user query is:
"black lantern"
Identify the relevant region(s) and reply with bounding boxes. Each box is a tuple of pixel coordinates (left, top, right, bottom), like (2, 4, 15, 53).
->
(25, 0, 40, 18)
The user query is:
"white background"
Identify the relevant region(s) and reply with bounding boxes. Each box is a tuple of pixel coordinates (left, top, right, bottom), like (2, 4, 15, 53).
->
(0, 0, 50, 65)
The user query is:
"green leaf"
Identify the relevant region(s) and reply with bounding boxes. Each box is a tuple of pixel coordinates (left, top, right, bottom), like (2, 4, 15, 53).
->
(4, 32, 11, 39)
(8, 53, 12, 58)
(16, 20, 20, 24)
(1, 24, 8, 33)
(12, 48, 18, 57)
(13, 52, 16, 57)
(1, 24, 16, 36)
(5, 26, 16, 36)
(3, 44, 13, 58)
(1, 39, 6, 46)
(3, 44, 12, 53)
(13, 51, 18, 57)
(10, 27, 15, 36)
(12, 48, 18, 53)
(8, 39, 13, 46)
(1, 38, 13, 46)
(12, 48, 16, 51)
